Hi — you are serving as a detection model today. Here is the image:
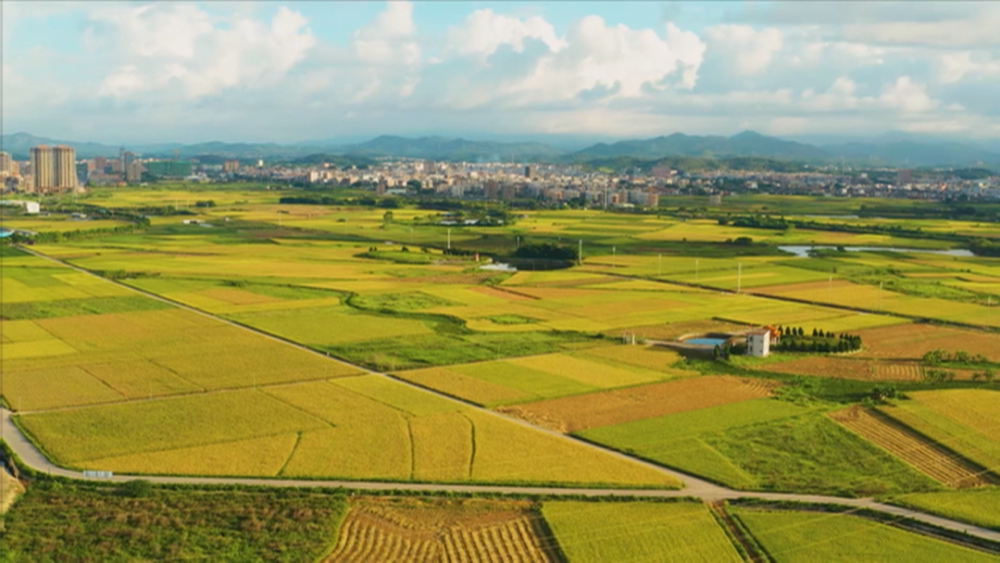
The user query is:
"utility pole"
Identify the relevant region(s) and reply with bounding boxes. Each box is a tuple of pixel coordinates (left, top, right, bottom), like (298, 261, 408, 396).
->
(612, 246, 616, 269)
(737, 262, 742, 293)
(658, 253, 662, 277)
(878, 281, 883, 311)
(447, 228, 452, 250)
(989, 296, 993, 327)
(829, 269, 833, 302)
(696, 259, 699, 283)
(578, 239, 583, 266)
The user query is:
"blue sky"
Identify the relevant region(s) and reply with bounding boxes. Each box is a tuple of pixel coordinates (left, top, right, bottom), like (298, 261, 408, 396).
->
(5, 1, 1000, 144)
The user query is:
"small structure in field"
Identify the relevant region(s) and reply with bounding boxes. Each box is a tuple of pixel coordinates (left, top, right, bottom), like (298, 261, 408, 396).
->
(746, 328, 772, 357)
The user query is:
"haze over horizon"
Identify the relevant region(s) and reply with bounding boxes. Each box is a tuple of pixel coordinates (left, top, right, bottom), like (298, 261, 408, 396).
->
(6, 1, 1000, 145)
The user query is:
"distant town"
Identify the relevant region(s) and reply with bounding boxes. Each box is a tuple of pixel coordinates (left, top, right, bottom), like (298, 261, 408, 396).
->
(2, 144, 999, 211)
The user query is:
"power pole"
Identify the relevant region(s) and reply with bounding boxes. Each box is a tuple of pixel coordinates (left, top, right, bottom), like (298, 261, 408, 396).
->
(696, 259, 699, 283)
(829, 269, 833, 302)
(612, 246, 616, 269)
(737, 262, 742, 293)
(878, 281, 883, 311)
(658, 253, 662, 277)
(578, 239, 583, 266)
(447, 228, 452, 250)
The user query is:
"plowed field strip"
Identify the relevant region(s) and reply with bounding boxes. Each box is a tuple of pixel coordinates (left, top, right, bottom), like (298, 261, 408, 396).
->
(829, 407, 992, 489)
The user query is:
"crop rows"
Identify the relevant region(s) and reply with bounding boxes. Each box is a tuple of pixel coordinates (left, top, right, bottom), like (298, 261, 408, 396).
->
(325, 500, 556, 562)
(829, 407, 990, 488)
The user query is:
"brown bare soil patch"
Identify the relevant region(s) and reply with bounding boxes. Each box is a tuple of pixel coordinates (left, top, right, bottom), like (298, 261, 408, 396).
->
(856, 324, 1000, 361)
(325, 497, 557, 563)
(829, 407, 994, 488)
(763, 357, 925, 381)
(497, 375, 775, 433)
(610, 320, 746, 341)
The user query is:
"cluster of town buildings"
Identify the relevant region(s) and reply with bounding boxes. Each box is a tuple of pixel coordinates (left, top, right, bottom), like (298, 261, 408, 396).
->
(3, 148, 998, 205)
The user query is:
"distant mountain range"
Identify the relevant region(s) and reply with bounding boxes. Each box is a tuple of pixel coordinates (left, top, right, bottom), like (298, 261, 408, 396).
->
(3, 130, 999, 170)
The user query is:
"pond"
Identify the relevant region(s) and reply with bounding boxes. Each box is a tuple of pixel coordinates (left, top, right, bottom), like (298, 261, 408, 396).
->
(778, 245, 974, 258)
(684, 337, 729, 347)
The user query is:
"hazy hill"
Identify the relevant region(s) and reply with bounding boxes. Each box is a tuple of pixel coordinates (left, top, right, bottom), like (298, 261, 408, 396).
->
(569, 131, 830, 161)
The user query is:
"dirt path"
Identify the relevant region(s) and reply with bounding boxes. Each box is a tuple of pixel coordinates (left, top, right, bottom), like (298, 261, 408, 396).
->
(4, 248, 1000, 547)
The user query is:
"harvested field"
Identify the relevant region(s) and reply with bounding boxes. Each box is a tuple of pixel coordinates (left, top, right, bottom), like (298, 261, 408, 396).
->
(763, 357, 924, 381)
(497, 376, 775, 433)
(325, 497, 557, 563)
(857, 323, 1000, 361)
(829, 407, 992, 488)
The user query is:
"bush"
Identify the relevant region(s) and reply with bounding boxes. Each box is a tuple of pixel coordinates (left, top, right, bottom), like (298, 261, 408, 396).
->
(117, 479, 153, 498)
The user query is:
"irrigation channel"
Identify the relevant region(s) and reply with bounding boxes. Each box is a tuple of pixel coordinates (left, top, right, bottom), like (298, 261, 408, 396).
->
(2, 247, 999, 548)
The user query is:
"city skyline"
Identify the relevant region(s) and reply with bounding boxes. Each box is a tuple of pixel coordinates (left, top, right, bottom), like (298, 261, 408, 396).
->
(6, 1, 1000, 145)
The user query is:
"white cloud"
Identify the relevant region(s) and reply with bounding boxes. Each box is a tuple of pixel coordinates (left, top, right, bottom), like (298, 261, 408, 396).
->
(351, 1, 419, 65)
(447, 9, 565, 57)
(879, 76, 936, 113)
(937, 52, 1000, 84)
(93, 4, 315, 100)
(500, 16, 706, 103)
(704, 24, 783, 76)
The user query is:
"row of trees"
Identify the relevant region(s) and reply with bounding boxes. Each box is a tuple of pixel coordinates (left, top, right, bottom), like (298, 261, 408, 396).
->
(772, 325, 862, 353)
(921, 349, 990, 366)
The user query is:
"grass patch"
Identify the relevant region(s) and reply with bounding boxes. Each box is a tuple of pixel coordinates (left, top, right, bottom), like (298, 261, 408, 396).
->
(0, 295, 170, 320)
(705, 413, 939, 496)
(487, 314, 538, 325)
(0, 483, 347, 562)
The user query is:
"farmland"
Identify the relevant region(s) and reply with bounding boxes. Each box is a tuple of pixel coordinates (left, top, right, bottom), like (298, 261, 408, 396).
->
(5, 185, 1000, 554)
(732, 508, 998, 562)
(877, 389, 1000, 478)
(541, 500, 741, 562)
(829, 406, 991, 488)
(893, 488, 1000, 530)
(580, 400, 938, 495)
(325, 497, 558, 562)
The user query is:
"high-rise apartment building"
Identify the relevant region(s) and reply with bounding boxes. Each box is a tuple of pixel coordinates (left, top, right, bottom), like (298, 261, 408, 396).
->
(525, 165, 535, 178)
(54, 146, 77, 189)
(94, 156, 108, 173)
(125, 161, 145, 183)
(0, 152, 14, 176)
(30, 146, 54, 191)
(223, 160, 239, 174)
(29, 145, 77, 192)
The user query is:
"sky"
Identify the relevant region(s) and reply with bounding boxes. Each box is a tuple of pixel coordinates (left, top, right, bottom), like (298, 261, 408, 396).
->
(4, 1, 1000, 145)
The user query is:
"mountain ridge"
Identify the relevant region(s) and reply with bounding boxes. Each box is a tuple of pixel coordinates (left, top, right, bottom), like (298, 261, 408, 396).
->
(3, 131, 999, 170)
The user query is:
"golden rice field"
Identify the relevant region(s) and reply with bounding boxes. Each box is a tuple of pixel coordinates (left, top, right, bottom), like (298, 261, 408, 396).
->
(878, 389, 1000, 479)
(325, 497, 558, 563)
(542, 501, 741, 563)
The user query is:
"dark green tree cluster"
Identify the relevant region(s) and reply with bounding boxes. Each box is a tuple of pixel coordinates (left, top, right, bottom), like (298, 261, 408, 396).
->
(772, 325, 861, 353)
(512, 243, 578, 261)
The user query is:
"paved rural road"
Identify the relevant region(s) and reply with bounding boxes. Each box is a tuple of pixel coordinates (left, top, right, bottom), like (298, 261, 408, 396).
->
(5, 248, 1000, 546)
